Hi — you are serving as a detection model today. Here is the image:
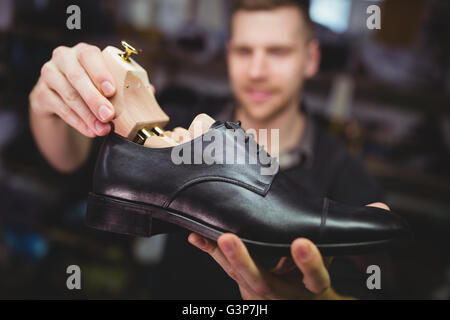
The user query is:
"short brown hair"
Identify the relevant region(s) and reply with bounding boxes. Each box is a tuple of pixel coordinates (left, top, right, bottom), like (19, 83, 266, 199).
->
(231, 0, 313, 38)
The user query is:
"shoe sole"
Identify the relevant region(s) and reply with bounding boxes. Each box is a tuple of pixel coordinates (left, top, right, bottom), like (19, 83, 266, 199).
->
(86, 192, 412, 257)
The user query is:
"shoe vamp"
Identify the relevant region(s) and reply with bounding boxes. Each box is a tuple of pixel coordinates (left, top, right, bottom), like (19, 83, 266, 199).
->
(167, 179, 323, 244)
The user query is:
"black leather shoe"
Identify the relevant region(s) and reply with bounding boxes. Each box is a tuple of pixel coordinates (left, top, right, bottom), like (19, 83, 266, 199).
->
(86, 121, 411, 257)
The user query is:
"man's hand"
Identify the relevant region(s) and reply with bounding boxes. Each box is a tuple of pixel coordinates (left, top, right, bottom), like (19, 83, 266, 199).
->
(29, 42, 157, 172)
(30, 43, 118, 137)
(188, 202, 389, 300)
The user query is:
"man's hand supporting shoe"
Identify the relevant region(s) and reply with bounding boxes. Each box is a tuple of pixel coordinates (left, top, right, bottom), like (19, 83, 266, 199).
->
(188, 202, 390, 300)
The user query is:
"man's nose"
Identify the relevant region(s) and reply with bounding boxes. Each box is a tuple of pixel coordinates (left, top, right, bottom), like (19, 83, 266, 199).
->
(248, 51, 268, 80)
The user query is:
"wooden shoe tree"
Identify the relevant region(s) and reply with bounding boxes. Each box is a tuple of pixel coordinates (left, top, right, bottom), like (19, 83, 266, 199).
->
(101, 41, 177, 147)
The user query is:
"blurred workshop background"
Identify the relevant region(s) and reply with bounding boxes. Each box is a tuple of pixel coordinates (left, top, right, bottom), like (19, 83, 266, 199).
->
(0, 0, 449, 299)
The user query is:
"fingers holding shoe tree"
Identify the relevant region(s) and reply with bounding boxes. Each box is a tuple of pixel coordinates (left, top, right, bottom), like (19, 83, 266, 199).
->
(29, 42, 121, 172)
(30, 43, 117, 138)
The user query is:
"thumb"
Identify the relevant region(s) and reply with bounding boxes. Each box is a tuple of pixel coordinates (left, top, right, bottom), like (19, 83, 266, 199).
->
(291, 238, 330, 294)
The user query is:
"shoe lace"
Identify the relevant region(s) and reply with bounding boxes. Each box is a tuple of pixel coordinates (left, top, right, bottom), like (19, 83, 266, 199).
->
(224, 120, 267, 158)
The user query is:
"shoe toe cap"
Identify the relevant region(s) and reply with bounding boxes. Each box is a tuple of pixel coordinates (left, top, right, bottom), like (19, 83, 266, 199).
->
(322, 201, 412, 246)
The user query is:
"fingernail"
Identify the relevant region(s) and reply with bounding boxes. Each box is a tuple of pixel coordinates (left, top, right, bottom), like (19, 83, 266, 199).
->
(98, 105, 113, 121)
(221, 240, 235, 255)
(101, 81, 114, 95)
(296, 243, 310, 261)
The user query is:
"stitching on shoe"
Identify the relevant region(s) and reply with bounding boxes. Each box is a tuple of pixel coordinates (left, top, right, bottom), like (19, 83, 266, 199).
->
(164, 175, 267, 208)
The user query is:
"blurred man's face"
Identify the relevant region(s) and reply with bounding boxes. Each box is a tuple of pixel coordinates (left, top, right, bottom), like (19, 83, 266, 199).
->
(228, 6, 318, 122)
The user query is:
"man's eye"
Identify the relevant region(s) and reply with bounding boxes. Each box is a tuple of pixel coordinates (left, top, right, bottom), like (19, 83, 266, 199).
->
(234, 48, 251, 55)
(269, 48, 289, 56)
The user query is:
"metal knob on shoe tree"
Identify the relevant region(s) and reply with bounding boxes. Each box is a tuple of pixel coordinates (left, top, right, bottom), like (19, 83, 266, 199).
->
(119, 41, 139, 62)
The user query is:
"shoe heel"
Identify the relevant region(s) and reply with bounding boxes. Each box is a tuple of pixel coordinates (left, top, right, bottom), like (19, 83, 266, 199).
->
(86, 193, 182, 237)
